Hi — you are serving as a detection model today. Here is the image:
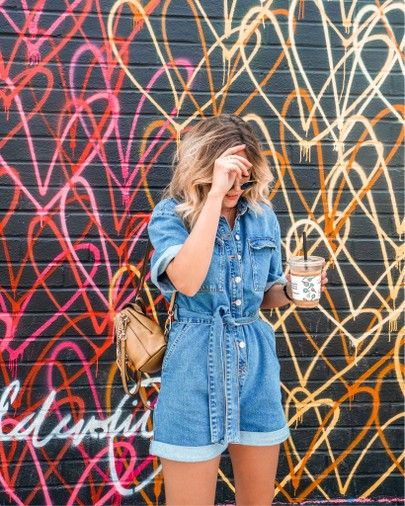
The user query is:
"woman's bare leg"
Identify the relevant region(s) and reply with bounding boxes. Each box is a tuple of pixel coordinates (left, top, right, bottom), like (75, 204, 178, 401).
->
(160, 453, 222, 505)
(228, 443, 280, 505)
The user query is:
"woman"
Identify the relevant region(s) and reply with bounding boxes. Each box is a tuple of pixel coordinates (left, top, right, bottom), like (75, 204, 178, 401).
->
(147, 114, 328, 505)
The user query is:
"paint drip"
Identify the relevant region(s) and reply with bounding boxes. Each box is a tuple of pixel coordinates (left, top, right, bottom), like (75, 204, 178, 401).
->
(388, 298, 398, 341)
(299, 140, 312, 163)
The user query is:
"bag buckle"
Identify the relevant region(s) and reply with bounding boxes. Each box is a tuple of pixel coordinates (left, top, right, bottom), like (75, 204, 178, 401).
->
(164, 308, 174, 336)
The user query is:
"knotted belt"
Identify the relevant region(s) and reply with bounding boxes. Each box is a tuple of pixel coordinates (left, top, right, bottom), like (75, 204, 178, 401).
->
(173, 304, 260, 445)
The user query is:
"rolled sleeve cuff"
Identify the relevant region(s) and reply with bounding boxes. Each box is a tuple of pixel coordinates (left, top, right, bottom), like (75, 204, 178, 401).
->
(150, 244, 183, 294)
(264, 274, 288, 292)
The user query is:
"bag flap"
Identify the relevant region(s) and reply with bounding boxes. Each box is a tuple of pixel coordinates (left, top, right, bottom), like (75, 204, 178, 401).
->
(123, 303, 161, 333)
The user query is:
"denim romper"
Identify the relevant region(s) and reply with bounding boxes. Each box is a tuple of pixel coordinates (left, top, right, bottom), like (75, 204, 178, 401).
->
(147, 196, 290, 462)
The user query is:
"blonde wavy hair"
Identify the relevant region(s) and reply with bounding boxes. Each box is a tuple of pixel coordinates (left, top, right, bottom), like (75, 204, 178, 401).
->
(161, 114, 275, 230)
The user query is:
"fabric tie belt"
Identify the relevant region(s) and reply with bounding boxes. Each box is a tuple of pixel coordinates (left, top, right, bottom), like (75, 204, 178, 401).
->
(173, 304, 260, 445)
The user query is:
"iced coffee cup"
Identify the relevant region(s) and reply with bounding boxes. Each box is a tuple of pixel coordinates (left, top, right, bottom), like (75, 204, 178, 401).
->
(287, 255, 325, 308)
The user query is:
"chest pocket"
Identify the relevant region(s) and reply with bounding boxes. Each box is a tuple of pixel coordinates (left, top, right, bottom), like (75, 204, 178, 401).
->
(197, 236, 225, 293)
(248, 236, 276, 292)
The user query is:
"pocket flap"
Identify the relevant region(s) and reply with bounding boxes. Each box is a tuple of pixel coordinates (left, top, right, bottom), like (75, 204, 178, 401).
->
(248, 237, 276, 249)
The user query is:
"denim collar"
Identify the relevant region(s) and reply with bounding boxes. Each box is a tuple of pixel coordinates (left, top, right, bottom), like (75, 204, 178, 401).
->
(236, 196, 252, 216)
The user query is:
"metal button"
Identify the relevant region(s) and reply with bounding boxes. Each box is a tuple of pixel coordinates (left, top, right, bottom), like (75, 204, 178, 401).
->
(234, 276, 241, 283)
(234, 299, 241, 306)
(237, 254, 242, 260)
(235, 234, 240, 240)
(238, 341, 246, 348)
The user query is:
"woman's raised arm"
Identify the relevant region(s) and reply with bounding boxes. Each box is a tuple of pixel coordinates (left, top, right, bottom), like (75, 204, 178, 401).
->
(166, 144, 251, 296)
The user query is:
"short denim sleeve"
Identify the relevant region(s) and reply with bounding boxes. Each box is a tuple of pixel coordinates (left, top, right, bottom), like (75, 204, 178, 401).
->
(147, 200, 189, 294)
(264, 215, 288, 292)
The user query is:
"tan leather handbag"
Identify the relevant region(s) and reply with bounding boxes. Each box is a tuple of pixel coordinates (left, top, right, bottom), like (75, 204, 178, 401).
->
(113, 238, 176, 410)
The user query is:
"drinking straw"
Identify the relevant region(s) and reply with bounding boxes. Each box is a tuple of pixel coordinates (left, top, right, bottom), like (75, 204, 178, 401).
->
(303, 231, 308, 269)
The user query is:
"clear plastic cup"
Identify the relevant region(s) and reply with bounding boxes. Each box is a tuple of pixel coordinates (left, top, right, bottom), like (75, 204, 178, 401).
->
(287, 255, 325, 308)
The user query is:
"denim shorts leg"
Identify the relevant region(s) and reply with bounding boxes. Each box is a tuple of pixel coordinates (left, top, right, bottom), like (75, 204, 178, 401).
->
(149, 321, 228, 462)
(234, 320, 291, 446)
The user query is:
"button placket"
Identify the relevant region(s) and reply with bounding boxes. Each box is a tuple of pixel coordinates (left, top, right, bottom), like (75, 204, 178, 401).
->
(224, 232, 241, 304)
(235, 231, 243, 280)
(235, 332, 248, 390)
(236, 228, 244, 311)
(223, 223, 243, 312)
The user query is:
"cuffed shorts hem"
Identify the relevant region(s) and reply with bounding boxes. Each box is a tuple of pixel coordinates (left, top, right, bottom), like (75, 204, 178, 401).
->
(149, 439, 227, 462)
(236, 424, 290, 445)
(149, 424, 290, 461)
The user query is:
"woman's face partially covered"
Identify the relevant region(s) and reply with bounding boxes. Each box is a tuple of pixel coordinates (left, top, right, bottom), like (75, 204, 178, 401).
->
(222, 149, 251, 209)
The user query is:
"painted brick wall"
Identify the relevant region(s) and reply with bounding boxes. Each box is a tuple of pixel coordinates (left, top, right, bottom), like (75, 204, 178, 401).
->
(0, 1, 404, 505)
